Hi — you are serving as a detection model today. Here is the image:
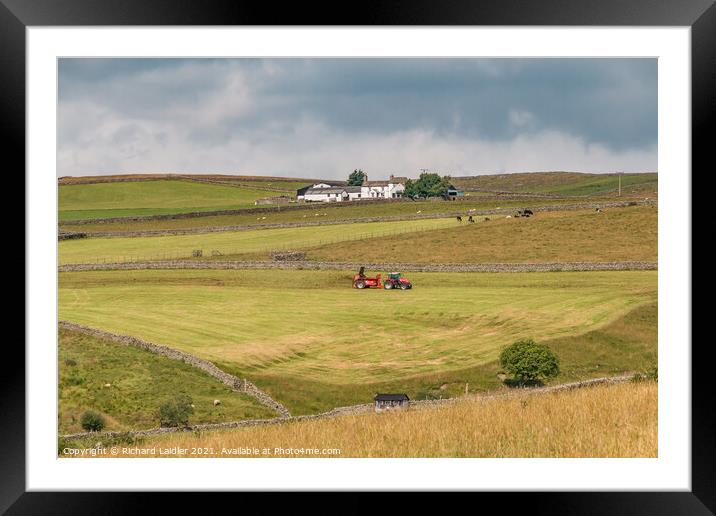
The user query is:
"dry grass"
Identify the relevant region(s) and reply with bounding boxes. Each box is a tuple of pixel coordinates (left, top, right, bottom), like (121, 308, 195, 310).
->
(88, 381, 657, 458)
(306, 206, 657, 263)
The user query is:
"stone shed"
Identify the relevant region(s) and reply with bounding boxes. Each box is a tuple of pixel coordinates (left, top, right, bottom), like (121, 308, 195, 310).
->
(374, 393, 410, 412)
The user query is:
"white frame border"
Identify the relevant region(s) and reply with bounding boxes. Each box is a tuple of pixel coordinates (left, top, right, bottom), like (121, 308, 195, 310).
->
(27, 27, 690, 491)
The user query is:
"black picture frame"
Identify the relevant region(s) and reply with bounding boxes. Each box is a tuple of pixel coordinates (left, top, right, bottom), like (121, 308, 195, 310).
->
(5, 0, 708, 512)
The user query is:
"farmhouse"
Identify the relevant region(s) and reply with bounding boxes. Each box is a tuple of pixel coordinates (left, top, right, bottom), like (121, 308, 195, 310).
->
(374, 393, 410, 412)
(297, 175, 406, 202)
(301, 185, 363, 202)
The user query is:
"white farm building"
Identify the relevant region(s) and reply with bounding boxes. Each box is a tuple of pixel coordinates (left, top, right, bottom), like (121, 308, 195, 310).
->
(297, 175, 406, 203)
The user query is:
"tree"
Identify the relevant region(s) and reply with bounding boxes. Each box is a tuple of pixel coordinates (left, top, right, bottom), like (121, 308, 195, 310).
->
(347, 169, 366, 186)
(403, 172, 451, 198)
(499, 339, 560, 384)
(158, 394, 194, 428)
(403, 178, 418, 198)
(80, 410, 106, 432)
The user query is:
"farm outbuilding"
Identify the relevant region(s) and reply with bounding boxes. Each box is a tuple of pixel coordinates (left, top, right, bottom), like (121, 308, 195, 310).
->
(374, 393, 410, 412)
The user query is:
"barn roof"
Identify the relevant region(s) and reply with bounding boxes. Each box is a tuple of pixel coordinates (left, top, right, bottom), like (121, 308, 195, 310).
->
(374, 393, 410, 402)
(304, 186, 362, 195)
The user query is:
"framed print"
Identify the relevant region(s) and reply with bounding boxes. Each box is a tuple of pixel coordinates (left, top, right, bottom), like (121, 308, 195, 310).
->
(6, 0, 711, 511)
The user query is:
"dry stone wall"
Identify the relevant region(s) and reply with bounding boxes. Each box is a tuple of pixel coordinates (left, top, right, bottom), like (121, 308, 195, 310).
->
(58, 232, 88, 240)
(61, 197, 409, 225)
(61, 374, 634, 441)
(59, 321, 291, 418)
(59, 260, 657, 273)
(61, 199, 656, 238)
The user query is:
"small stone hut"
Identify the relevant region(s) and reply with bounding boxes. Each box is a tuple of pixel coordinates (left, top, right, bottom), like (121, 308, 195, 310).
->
(374, 393, 410, 412)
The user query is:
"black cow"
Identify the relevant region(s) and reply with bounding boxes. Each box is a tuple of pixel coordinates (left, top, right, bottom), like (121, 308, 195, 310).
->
(523, 209, 534, 216)
(468, 215, 475, 223)
(456, 216, 462, 222)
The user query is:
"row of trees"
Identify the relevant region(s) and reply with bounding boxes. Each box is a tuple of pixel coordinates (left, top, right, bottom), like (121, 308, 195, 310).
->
(346, 169, 453, 198)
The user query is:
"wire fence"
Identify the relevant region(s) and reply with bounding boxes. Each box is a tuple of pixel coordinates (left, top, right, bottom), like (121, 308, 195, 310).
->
(77, 221, 456, 265)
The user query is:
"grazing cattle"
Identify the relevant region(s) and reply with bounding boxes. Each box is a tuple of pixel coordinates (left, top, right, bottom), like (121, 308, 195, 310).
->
(523, 209, 534, 216)
(484, 217, 490, 221)
(596, 208, 602, 213)
(456, 216, 463, 222)
(468, 216, 475, 223)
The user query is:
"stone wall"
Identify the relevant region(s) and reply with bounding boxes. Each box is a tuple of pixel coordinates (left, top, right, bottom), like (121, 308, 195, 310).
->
(59, 321, 291, 418)
(61, 197, 410, 225)
(59, 260, 657, 273)
(58, 232, 88, 241)
(61, 374, 634, 441)
(61, 199, 656, 237)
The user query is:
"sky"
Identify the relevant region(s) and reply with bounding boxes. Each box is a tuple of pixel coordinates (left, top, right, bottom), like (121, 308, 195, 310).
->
(58, 58, 657, 180)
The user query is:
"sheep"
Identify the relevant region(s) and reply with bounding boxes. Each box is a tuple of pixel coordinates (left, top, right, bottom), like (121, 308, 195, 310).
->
(213, 399, 221, 406)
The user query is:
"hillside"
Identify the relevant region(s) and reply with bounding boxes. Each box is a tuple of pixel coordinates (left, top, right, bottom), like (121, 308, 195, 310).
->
(450, 172, 657, 197)
(65, 380, 657, 458)
(58, 173, 331, 186)
(59, 327, 276, 434)
(303, 205, 657, 264)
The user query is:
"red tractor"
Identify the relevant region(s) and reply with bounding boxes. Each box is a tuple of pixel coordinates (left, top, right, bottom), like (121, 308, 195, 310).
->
(383, 272, 412, 290)
(352, 267, 412, 290)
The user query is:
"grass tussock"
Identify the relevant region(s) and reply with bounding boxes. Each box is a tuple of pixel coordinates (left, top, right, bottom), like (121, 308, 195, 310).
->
(92, 381, 657, 458)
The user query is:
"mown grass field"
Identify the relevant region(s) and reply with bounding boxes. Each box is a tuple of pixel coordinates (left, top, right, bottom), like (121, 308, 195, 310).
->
(64, 381, 657, 458)
(58, 218, 455, 264)
(59, 180, 277, 221)
(59, 269, 657, 414)
(59, 197, 619, 234)
(303, 205, 657, 264)
(450, 171, 658, 197)
(58, 328, 276, 434)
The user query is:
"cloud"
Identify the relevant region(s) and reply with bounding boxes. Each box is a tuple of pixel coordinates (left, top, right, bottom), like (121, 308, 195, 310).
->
(57, 58, 657, 177)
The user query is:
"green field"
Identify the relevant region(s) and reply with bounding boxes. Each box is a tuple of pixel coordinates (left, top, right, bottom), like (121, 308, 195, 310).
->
(59, 180, 277, 221)
(58, 218, 455, 264)
(451, 172, 658, 196)
(59, 197, 620, 235)
(59, 269, 657, 414)
(304, 206, 657, 264)
(58, 327, 276, 434)
(210, 180, 313, 191)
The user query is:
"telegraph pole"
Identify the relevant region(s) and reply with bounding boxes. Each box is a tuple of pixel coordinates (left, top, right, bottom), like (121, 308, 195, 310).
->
(618, 172, 622, 197)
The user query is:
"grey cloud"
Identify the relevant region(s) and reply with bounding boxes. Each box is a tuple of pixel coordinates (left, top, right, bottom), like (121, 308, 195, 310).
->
(57, 58, 657, 177)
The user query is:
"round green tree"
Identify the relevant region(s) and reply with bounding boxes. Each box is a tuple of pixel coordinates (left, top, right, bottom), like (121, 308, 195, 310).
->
(80, 410, 106, 432)
(499, 339, 560, 384)
(158, 394, 194, 428)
